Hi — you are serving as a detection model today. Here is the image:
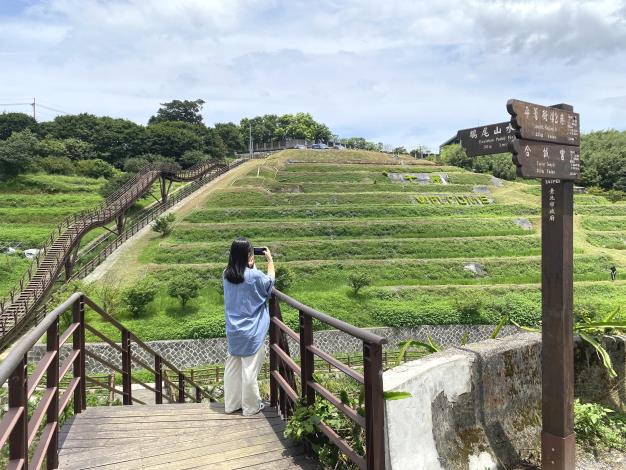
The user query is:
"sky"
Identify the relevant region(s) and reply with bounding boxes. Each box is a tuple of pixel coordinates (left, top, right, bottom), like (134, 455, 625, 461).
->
(0, 0, 625, 150)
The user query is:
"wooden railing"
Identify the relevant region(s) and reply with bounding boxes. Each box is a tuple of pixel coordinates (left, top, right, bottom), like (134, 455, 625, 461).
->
(269, 289, 387, 470)
(0, 154, 271, 350)
(0, 292, 210, 470)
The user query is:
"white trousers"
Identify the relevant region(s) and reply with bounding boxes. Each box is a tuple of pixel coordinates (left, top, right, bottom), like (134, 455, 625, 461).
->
(224, 346, 265, 415)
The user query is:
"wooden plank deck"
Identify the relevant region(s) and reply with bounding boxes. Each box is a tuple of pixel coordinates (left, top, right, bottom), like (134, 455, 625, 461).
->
(58, 403, 319, 469)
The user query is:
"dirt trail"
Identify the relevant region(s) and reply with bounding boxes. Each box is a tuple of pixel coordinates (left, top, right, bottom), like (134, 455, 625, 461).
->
(85, 158, 270, 284)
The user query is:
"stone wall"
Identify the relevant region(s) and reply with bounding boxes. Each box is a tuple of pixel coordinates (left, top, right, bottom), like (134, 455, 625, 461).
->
(383, 333, 626, 470)
(28, 324, 520, 373)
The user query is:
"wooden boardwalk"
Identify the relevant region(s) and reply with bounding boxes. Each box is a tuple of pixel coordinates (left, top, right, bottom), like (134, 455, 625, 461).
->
(57, 403, 318, 469)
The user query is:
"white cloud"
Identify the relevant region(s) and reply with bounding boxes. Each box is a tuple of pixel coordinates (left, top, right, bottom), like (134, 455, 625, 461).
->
(0, 0, 625, 149)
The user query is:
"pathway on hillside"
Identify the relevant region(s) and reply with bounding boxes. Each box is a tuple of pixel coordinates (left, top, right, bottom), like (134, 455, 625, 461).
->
(86, 157, 273, 283)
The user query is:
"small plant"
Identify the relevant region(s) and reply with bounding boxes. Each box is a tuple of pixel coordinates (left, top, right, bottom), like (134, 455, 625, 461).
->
(122, 277, 158, 318)
(574, 399, 626, 451)
(152, 213, 176, 236)
(167, 269, 202, 309)
(395, 337, 441, 366)
(275, 265, 295, 292)
(347, 271, 371, 296)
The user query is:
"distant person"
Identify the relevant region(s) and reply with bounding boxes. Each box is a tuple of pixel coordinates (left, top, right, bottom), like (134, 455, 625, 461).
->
(223, 238, 275, 415)
(611, 265, 617, 281)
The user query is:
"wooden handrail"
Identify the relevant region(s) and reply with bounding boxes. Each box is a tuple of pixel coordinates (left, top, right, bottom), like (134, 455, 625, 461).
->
(269, 290, 386, 470)
(0, 293, 213, 470)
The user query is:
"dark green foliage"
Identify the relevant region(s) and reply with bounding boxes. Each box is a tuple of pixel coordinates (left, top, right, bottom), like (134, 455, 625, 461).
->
(179, 150, 208, 169)
(152, 213, 176, 237)
(439, 144, 473, 170)
(580, 130, 626, 191)
(148, 99, 205, 125)
(440, 144, 516, 181)
(574, 400, 626, 451)
(75, 159, 115, 178)
(0, 129, 38, 179)
(215, 122, 246, 154)
(187, 316, 226, 339)
(275, 266, 295, 292)
(167, 269, 202, 308)
(36, 136, 97, 161)
(0, 112, 37, 140)
(145, 121, 205, 159)
(123, 156, 152, 173)
(122, 278, 158, 317)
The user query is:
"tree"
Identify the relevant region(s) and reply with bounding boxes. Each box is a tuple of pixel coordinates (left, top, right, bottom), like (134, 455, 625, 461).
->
(0, 129, 38, 179)
(38, 156, 75, 175)
(179, 150, 207, 169)
(99, 173, 133, 199)
(167, 269, 202, 309)
(75, 159, 115, 178)
(145, 121, 204, 159)
(152, 213, 176, 236)
(347, 272, 372, 295)
(275, 266, 295, 292)
(215, 122, 245, 154)
(122, 278, 158, 317)
(149, 99, 205, 125)
(0, 112, 37, 140)
(439, 144, 472, 170)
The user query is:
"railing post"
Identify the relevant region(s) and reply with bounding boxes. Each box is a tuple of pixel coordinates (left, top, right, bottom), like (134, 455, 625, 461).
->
(46, 316, 60, 469)
(269, 296, 278, 409)
(8, 354, 28, 468)
(363, 342, 385, 470)
(195, 385, 202, 403)
(72, 295, 86, 413)
(155, 355, 163, 405)
(178, 373, 185, 403)
(299, 310, 315, 407)
(121, 330, 132, 405)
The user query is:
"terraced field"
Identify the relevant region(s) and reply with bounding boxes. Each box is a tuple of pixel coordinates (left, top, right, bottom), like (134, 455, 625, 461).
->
(89, 149, 626, 341)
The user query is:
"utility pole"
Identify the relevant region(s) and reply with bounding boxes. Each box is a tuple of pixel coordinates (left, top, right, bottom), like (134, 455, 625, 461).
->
(31, 97, 36, 121)
(249, 121, 253, 157)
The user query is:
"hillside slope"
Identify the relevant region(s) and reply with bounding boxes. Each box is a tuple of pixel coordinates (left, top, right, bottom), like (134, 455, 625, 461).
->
(86, 149, 626, 341)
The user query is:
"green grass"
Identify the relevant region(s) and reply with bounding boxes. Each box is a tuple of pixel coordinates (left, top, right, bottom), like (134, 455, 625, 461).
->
(172, 218, 535, 242)
(144, 235, 545, 264)
(0, 173, 104, 194)
(587, 232, 626, 250)
(582, 217, 626, 231)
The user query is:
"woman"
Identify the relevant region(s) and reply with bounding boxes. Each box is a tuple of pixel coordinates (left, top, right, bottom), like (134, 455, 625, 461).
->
(223, 237, 275, 415)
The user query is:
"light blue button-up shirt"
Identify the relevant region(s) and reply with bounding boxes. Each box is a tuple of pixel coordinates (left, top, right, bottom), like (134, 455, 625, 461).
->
(223, 267, 274, 357)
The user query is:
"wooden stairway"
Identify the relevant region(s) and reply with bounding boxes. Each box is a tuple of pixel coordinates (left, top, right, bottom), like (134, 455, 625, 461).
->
(57, 403, 318, 469)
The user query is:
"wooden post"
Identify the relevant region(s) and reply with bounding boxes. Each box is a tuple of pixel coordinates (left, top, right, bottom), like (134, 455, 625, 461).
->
(72, 296, 85, 413)
(46, 316, 60, 469)
(178, 373, 185, 403)
(299, 310, 315, 407)
(121, 330, 132, 405)
(541, 178, 575, 469)
(155, 356, 163, 405)
(116, 215, 124, 235)
(363, 342, 385, 470)
(8, 355, 28, 467)
(160, 175, 168, 203)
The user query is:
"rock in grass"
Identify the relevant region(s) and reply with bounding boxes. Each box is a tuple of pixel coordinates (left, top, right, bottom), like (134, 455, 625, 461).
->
(463, 262, 487, 277)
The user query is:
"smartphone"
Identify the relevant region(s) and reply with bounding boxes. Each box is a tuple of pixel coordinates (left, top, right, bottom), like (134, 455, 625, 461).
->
(253, 247, 266, 256)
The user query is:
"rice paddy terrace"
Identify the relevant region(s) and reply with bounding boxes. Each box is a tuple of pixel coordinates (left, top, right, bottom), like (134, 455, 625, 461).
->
(90, 149, 626, 339)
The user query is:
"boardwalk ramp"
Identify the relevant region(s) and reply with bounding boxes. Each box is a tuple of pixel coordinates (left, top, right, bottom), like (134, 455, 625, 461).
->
(58, 403, 317, 469)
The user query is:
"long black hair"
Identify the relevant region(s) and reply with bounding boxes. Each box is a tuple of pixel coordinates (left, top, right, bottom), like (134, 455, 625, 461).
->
(224, 237, 253, 284)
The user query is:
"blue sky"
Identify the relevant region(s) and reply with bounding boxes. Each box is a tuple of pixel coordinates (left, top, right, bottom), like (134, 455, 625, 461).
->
(1, 0, 625, 150)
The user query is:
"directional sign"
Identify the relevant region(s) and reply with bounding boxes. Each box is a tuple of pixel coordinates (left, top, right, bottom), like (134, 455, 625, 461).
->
(457, 122, 516, 157)
(507, 99, 580, 146)
(510, 139, 580, 180)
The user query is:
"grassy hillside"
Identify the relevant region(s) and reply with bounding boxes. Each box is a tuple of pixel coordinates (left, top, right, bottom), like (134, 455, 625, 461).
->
(85, 149, 626, 341)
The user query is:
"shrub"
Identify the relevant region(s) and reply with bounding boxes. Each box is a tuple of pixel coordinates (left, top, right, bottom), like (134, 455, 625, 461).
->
(152, 213, 176, 236)
(123, 157, 151, 173)
(347, 271, 371, 295)
(38, 156, 75, 175)
(275, 266, 295, 292)
(122, 278, 158, 317)
(180, 150, 207, 169)
(574, 400, 626, 451)
(187, 316, 226, 339)
(167, 269, 202, 308)
(75, 159, 115, 178)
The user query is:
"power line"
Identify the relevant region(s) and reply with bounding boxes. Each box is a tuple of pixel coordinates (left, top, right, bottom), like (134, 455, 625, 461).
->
(37, 103, 70, 115)
(0, 103, 31, 106)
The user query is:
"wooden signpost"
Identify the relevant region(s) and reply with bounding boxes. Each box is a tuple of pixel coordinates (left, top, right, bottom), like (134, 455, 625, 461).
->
(457, 121, 516, 157)
(507, 100, 578, 470)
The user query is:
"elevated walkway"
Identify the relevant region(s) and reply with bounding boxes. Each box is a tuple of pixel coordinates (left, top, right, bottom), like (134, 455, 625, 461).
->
(58, 403, 317, 469)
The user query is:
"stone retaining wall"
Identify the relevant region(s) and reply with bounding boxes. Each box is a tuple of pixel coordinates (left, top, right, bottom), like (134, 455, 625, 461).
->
(28, 324, 520, 373)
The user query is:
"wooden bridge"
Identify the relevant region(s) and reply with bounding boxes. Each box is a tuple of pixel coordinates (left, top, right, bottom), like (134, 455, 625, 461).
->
(0, 292, 387, 469)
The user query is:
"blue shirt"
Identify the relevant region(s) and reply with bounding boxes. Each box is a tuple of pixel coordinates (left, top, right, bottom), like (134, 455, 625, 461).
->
(223, 267, 274, 356)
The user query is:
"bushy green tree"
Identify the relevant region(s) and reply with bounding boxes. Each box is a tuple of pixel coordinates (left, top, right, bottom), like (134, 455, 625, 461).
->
(347, 271, 372, 295)
(145, 121, 204, 159)
(275, 266, 295, 292)
(439, 144, 472, 170)
(0, 112, 38, 140)
(75, 159, 115, 178)
(0, 129, 38, 179)
(215, 122, 245, 154)
(167, 269, 202, 308)
(38, 156, 75, 175)
(99, 173, 133, 198)
(152, 213, 176, 236)
(122, 278, 158, 317)
(179, 150, 207, 169)
(149, 99, 205, 125)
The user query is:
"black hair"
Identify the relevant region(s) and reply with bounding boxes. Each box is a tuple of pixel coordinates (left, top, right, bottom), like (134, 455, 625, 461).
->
(224, 237, 253, 284)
